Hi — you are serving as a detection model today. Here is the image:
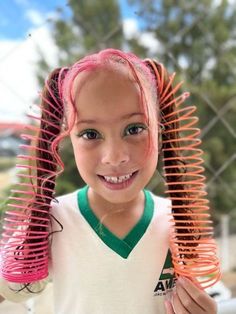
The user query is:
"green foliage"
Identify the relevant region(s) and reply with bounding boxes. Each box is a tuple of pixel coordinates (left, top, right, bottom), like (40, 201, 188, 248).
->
(0, 158, 16, 171)
(52, 0, 123, 65)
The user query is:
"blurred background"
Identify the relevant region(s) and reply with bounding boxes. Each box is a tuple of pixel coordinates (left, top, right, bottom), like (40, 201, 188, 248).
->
(0, 0, 235, 313)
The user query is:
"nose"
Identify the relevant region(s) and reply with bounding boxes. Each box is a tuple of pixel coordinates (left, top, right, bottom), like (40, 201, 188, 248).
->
(101, 139, 130, 166)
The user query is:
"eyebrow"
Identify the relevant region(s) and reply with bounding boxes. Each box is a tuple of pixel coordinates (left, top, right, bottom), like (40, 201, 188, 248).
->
(76, 112, 145, 125)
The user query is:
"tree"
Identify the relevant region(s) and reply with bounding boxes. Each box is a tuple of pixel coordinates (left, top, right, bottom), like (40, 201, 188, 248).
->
(128, 0, 236, 223)
(37, 0, 123, 85)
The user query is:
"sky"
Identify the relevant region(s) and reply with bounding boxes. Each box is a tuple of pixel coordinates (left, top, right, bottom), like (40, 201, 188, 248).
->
(0, 0, 158, 123)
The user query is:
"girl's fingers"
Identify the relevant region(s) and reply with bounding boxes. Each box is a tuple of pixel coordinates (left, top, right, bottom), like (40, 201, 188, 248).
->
(171, 289, 190, 314)
(165, 277, 217, 314)
(164, 299, 175, 314)
(177, 277, 217, 313)
(176, 280, 205, 313)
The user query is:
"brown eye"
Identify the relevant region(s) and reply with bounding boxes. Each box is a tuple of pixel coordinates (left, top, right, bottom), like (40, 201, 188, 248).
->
(78, 129, 101, 140)
(124, 123, 147, 136)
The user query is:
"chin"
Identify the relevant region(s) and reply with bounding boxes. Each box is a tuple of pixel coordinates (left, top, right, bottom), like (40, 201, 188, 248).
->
(97, 180, 147, 204)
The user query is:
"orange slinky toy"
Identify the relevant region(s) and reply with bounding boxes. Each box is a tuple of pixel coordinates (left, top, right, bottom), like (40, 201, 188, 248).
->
(146, 59, 221, 289)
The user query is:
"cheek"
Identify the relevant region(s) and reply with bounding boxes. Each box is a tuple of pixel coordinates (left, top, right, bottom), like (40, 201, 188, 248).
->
(131, 133, 158, 163)
(71, 142, 101, 179)
(70, 138, 92, 171)
(73, 154, 96, 182)
(73, 147, 93, 168)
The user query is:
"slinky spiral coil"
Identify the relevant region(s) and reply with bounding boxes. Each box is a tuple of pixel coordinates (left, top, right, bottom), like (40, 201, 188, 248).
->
(0, 77, 64, 283)
(146, 59, 221, 289)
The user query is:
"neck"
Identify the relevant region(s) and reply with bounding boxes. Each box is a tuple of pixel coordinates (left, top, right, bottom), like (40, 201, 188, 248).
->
(87, 188, 145, 219)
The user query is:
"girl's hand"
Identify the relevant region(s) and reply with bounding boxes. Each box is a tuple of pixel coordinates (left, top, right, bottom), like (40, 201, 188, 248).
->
(0, 295, 5, 303)
(164, 277, 217, 314)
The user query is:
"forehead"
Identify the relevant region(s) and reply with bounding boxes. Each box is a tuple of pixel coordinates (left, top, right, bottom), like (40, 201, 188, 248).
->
(73, 66, 146, 120)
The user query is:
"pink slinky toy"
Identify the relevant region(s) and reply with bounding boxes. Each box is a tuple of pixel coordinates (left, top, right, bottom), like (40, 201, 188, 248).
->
(0, 68, 67, 283)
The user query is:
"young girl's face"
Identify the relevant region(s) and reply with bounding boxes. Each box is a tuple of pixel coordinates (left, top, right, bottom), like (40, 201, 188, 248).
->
(70, 66, 158, 206)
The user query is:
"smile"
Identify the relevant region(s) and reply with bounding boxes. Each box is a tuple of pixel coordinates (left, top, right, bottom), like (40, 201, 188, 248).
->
(98, 171, 138, 189)
(103, 173, 133, 183)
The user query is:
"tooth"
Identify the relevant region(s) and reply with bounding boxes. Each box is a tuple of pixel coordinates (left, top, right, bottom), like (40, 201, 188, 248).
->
(103, 173, 133, 183)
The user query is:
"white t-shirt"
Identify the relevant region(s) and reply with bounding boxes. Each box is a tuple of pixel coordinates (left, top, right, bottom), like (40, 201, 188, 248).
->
(0, 186, 176, 314)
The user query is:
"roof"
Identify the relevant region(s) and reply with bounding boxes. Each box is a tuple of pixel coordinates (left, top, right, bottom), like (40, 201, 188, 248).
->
(0, 122, 26, 130)
(0, 122, 27, 136)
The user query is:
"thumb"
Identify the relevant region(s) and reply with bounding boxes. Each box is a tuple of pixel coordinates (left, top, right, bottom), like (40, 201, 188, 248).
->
(164, 299, 175, 314)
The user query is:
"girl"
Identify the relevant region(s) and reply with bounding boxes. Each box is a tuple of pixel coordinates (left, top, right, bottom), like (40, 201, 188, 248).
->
(0, 49, 218, 313)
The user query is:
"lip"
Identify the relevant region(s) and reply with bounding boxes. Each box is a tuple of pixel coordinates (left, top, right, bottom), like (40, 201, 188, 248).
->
(98, 171, 138, 190)
(99, 172, 134, 177)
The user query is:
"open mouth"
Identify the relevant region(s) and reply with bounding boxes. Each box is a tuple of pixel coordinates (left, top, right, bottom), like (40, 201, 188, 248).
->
(98, 171, 138, 185)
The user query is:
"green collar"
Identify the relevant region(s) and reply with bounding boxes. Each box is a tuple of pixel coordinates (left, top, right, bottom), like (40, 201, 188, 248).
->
(77, 186, 154, 259)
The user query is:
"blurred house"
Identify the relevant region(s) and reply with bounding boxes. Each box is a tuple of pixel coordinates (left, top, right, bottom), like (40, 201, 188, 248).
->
(0, 122, 27, 157)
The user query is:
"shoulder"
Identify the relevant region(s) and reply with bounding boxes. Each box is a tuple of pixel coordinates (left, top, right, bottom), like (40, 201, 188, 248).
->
(49, 188, 85, 231)
(50, 189, 79, 217)
(148, 190, 172, 214)
(53, 190, 78, 205)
